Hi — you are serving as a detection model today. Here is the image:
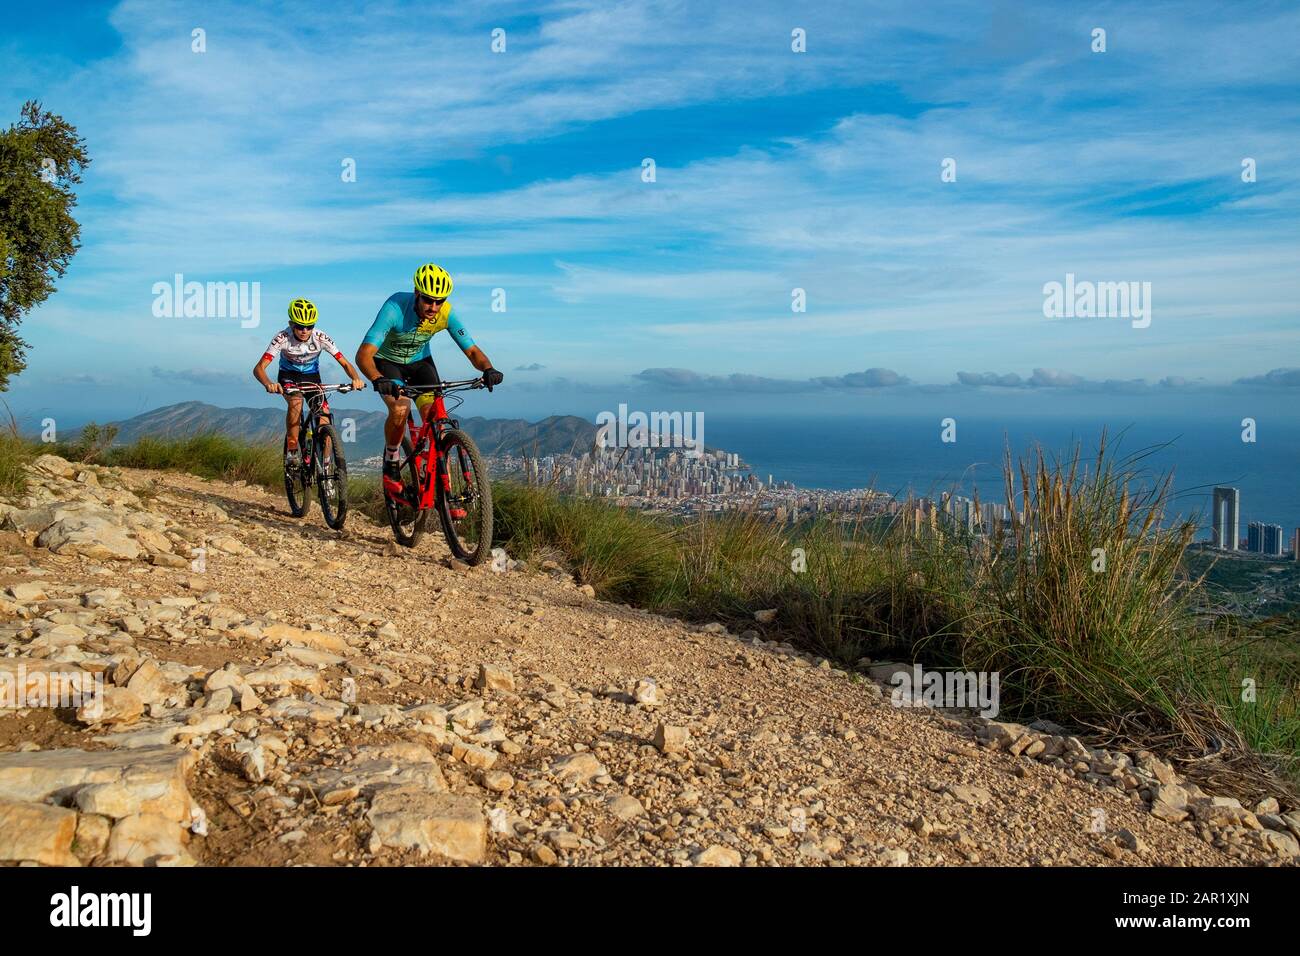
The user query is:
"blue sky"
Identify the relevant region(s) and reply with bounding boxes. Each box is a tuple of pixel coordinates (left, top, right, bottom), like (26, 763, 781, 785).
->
(2, 0, 1298, 427)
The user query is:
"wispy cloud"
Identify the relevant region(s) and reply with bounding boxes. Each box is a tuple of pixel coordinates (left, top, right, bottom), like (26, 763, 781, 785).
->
(813, 369, 911, 388)
(955, 369, 1220, 392)
(1235, 367, 1300, 387)
(957, 371, 1026, 388)
(150, 366, 246, 389)
(3, 0, 1297, 421)
(633, 368, 812, 393)
(635, 366, 910, 392)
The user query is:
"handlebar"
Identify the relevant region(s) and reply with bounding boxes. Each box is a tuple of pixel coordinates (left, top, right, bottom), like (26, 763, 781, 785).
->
(280, 382, 357, 394)
(393, 379, 487, 397)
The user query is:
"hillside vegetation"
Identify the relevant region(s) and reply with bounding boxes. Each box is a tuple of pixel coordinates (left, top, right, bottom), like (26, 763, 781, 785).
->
(102, 401, 598, 459)
(7, 424, 1296, 793)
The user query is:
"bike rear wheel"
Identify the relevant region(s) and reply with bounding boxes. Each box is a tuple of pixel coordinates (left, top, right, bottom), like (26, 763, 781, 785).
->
(283, 434, 311, 518)
(436, 428, 493, 565)
(386, 436, 428, 547)
(315, 423, 348, 530)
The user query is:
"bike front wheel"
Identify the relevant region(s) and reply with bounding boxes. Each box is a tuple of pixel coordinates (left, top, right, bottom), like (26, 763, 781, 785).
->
(283, 435, 311, 518)
(386, 436, 428, 548)
(315, 423, 348, 530)
(436, 428, 493, 565)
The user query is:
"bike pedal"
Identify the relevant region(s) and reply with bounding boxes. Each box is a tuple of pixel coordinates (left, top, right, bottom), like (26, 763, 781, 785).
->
(382, 476, 406, 497)
(449, 508, 468, 519)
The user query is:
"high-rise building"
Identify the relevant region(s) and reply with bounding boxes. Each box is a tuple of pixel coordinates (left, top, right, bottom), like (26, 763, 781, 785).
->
(1263, 524, 1285, 557)
(980, 501, 1009, 530)
(1293, 528, 1300, 561)
(940, 492, 977, 533)
(1212, 487, 1240, 550)
(1248, 521, 1263, 553)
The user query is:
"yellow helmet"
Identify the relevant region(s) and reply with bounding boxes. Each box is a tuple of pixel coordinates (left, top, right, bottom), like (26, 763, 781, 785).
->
(413, 262, 453, 299)
(287, 298, 318, 326)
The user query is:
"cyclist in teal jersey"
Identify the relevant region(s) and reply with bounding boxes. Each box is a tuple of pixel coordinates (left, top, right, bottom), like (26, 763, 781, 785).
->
(356, 263, 503, 483)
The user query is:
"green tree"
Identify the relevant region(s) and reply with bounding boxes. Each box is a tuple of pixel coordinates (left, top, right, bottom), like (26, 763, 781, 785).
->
(0, 101, 90, 390)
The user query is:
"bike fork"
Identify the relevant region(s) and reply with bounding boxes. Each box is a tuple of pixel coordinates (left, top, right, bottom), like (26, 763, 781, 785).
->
(440, 448, 470, 520)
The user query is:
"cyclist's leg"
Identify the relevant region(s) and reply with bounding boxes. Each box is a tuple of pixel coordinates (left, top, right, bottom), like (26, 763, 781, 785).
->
(278, 371, 304, 454)
(376, 358, 412, 447)
(375, 359, 415, 493)
(381, 394, 410, 441)
(406, 358, 441, 424)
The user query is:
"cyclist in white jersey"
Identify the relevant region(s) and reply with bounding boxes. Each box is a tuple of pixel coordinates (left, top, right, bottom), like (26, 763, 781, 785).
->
(253, 298, 365, 467)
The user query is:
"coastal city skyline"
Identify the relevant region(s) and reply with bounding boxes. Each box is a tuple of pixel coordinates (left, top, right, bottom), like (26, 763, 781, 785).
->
(1213, 485, 1295, 558)
(388, 442, 1299, 561)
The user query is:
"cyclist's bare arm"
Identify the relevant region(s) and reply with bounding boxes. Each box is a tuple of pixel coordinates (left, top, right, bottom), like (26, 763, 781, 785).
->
(464, 345, 493, 373)
(332, 351, 366, 390)
(253, 356, 281, 394)
(355, 342, 382, 383)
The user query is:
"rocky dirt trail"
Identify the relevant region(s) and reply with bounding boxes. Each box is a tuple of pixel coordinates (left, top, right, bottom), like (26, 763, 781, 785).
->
(1, 454, 1296, 867)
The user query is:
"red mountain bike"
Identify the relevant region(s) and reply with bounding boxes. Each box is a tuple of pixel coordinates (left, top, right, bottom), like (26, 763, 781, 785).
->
(382, 378, 493, 564)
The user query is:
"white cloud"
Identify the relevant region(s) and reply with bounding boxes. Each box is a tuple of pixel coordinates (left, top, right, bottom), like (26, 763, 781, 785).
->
(6, 0, 1298, 418)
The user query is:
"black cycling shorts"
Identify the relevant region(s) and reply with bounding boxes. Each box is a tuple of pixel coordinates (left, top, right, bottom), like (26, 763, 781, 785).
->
(276, 369, 329, 412)
(277, 368, 322, 386)
(375, 356, 440, 388)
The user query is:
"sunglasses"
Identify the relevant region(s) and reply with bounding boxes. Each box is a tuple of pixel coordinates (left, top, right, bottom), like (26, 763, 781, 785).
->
(417, 293, 446, 308)
(290, 322, 313, 331)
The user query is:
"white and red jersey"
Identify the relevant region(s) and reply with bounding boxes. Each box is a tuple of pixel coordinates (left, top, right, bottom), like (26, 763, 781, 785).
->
(262, 327, 343, 373)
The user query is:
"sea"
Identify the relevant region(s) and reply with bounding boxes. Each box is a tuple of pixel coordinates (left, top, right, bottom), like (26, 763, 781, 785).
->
(703, 416, 1300, 541)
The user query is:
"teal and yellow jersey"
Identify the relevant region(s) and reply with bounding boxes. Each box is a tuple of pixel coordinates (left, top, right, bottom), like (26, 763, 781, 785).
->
(362, 292, 477, 364)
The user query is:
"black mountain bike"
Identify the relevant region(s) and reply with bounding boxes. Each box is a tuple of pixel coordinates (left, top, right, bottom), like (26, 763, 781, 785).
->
(281, 382, 355, 529)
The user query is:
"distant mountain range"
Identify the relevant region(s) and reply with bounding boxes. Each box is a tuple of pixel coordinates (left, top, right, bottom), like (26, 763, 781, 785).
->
(107, 401, 599, 459)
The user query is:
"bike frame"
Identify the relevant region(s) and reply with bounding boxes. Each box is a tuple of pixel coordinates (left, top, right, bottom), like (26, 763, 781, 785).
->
(282, 382, 351, 476)
(394, 380, 483, 511)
